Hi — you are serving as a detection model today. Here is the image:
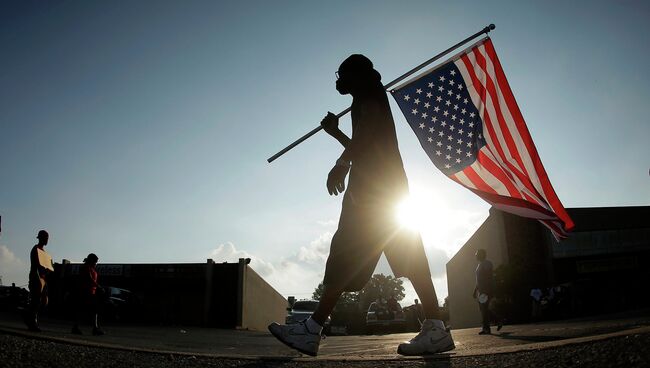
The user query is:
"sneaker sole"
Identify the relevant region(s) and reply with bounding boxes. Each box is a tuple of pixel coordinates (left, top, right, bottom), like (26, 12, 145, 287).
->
(397, 341, 456, 356)
(267, 324, 318, 357)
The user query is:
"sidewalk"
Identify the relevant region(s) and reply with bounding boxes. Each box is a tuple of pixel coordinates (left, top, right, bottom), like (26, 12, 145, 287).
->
(1, 310, 649, 361)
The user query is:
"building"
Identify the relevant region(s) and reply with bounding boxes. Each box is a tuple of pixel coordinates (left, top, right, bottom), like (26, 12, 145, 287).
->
(446, 206, 650, 329)
(49, 258, 286, 331)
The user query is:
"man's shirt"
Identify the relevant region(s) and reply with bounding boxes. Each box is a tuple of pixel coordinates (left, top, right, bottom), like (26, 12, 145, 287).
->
(475, 259, 494, 295)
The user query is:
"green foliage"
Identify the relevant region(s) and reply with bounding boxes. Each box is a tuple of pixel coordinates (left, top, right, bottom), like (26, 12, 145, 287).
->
(312, 274, 405, 312)
(312, 282, 358, 304)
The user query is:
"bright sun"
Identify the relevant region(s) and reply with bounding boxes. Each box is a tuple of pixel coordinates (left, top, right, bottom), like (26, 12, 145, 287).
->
(396, 196, 427, 231)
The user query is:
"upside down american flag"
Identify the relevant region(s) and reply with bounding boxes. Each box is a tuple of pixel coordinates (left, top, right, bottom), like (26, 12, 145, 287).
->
(391, 37, 574, 240)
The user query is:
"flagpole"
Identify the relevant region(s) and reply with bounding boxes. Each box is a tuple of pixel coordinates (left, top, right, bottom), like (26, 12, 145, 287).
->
(267, 24, 495, 163)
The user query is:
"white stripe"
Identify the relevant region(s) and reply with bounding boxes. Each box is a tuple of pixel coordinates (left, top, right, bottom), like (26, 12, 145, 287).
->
(481, 148, 552, 210)
(457, 54, 550, 211)
(452, 171, 478, 190)
(469, 150, 511, 196)
(491, 203, 559, 221)
(477, 45, 551, 204)
(456, 56, 521, 191)
(466, 46, 526, 176)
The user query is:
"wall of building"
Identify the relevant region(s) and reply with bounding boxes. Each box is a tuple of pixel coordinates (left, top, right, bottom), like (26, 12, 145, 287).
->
(240, 264, 287, 331)
(49, 259, 285, 329)
(446, 206, 650, 329)
(446, 209, 508, 329)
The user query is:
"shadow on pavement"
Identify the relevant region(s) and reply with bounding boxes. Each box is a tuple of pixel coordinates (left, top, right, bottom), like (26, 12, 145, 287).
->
(495, 331, 563, 343)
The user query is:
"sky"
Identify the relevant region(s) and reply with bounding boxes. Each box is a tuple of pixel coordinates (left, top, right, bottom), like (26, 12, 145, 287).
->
(1, 0, 649, 305)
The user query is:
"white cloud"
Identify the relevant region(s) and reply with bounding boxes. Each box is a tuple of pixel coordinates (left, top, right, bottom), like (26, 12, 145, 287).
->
(0, 245, 28, 287)
(208, 242, 276, 277)
(297, 232, 332, 264)
(316, 219, 337, 227)
(208, 235, 331, 300)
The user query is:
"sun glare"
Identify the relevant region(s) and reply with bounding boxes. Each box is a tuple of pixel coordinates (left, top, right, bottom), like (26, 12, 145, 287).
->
(396, 196, 426, 231)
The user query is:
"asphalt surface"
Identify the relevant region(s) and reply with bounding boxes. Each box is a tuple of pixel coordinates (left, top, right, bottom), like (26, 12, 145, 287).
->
(1, 331, 649, 367)
(1, 310, 650, 367)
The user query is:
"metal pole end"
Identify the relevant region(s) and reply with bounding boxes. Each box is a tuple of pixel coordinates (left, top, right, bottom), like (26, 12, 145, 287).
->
(487, 24, 495, 31)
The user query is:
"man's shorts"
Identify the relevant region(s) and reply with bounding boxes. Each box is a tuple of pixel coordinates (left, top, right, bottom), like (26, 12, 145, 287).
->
(322, 196, 432, 292)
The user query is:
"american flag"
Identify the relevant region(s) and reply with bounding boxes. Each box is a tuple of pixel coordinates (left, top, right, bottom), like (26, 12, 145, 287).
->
(391, 38, 574, 240)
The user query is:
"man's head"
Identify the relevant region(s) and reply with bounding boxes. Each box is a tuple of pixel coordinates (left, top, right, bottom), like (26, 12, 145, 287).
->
(475, 248, 486, 261)
(84, 253, 99, 266)
(36, 230, 49, 246)
(335, 54, 381, 95)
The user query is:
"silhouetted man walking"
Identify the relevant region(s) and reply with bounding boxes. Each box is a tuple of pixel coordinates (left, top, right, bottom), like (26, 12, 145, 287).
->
(25, 230, 53, 332)
(472, 249, 502, 334)
(269, 55, 455, 356)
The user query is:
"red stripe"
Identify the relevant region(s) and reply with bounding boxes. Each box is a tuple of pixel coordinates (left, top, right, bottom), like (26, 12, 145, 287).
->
(470, 47, 550, 204)
(483, 40, 574, 231)
(466, 187, 563, 220)
(540, 219, 567, 238)
(456, 178, 566, 239)
(476, 150, 522, 199)
(472, 47, 530, 181)
(462, 166, 498, 195)
(460, 53, 548, 207)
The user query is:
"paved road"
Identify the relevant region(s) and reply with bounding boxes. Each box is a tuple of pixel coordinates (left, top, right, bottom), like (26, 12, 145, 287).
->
(1, 310, 649, 360)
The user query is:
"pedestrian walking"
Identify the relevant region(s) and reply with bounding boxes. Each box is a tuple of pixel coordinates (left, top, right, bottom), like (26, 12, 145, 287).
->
(268, 54, 454, 356)
(71, 253, 105, 335)
(24, 230, 53, 332)
(472, 249, 503, 335)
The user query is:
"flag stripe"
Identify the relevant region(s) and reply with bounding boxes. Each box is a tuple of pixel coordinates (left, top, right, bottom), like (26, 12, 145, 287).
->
(476, 149, 523, 198)
(463, 165, 500, 195)
(450, 171, 475, 189)
(480, 138, 553, 210)
(479, 44, 545, 199)
(471, 45, 531, 181)
(459, 51, 525, 178)
(483, 40, 574, 230)
(457, 56, 550, 208)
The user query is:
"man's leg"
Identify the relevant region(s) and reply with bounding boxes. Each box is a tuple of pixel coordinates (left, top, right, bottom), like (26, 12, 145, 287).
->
(479, 301, 490, 333)
(25, 280, 43, 331)
(488, 299, 503, 331)
(311, 285, 343, 326)
(409, 272, 440, 320)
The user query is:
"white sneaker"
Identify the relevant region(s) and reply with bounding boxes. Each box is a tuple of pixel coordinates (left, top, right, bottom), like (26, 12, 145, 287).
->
(268, 320, 321, 356)
(397, 319, 455, 356)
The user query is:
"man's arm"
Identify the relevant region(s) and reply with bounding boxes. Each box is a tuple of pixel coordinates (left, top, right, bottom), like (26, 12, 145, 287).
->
(321, 113, 351, 149)
(338, 101, 380, 164)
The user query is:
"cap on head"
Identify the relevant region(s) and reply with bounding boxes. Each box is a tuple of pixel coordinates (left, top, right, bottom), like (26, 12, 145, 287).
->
(84, 253, 99, 264)
(336, 54, 381, 95)
(338, 54, 374, 76)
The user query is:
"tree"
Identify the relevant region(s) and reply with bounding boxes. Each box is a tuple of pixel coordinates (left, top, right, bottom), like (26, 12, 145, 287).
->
(312, 282, 358, 304)
(358, 274, 405, 311)
(312, 273, 406, 312)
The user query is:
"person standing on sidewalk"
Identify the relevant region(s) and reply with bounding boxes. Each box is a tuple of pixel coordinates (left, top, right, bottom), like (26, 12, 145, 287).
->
(25, 230, 53, 332)
(71, 253, 105, 335)
(472, 249, 503, 335)
(268, 54, 454, 356)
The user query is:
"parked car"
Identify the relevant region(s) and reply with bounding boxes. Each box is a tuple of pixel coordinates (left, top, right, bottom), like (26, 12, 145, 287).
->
(102, 286, 142, 322)
(365, 300, 406, 334)
(285, 300, 330, 334)
(0, 285, 29, 312)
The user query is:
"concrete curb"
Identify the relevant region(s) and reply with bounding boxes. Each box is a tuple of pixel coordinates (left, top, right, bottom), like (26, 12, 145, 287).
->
(2, 324, 649, 362)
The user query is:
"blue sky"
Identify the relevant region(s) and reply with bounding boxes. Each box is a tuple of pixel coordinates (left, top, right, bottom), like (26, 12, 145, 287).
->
(1, 1, 649, 303)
